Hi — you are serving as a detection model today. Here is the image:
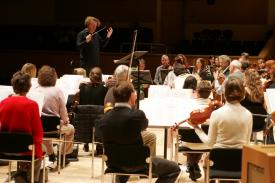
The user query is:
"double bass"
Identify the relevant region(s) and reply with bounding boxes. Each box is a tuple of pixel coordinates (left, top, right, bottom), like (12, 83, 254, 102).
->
(171, 100, 222, 131)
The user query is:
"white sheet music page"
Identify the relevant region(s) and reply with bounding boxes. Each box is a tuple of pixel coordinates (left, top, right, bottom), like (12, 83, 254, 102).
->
(0, 85, 13, 102)
(265, 89, 275, 113)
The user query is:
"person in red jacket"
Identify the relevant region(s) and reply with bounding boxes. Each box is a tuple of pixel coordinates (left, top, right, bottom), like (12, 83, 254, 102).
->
(0, 71, 43, 183)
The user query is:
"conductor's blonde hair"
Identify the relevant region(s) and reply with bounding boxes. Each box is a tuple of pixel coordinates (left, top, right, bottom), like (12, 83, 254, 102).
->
(85, 16, 101, 27)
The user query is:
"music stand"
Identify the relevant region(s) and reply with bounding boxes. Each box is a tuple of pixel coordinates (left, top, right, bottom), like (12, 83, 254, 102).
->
(131, 70, 153, 109)
(160, 69, 172, 84)
(113, 51, 148, 64)
(131, 70, 153, 85)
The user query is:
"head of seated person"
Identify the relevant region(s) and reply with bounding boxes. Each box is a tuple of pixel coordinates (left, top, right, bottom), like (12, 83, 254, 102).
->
(89, 67, 103, 82)
(224, 76, 245, 104)
(183, 75, 197, 91)
(21, 63, 37, 78)
(11, 71, 31, 95)
(196, 80, 211, 99)
(73, 67, 87, 77)
(113, 81, 136, 107)
(38, 65, 57, 87)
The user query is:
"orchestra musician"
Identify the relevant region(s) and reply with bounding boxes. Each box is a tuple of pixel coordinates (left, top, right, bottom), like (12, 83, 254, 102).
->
(188, 77, 252, 179)
(180, 81, 213, 181)
(99, 81, 181, 183)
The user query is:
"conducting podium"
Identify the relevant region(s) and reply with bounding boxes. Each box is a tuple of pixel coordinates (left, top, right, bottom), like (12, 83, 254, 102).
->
(242, 144, 275, 183)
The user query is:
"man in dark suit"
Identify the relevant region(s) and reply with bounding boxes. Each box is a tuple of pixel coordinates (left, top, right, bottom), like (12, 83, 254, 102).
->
(99, 81, 180, 183)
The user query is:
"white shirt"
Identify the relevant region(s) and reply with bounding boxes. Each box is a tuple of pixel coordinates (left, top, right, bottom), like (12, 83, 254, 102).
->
(195, 102, 252, 148)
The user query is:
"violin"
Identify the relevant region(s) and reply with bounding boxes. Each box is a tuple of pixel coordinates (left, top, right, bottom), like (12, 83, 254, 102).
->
(171, 100, 222, 131)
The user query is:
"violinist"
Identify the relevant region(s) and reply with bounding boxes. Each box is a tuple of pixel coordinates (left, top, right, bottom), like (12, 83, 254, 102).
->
(189, 76, 252, 150)
(179, 80, 212, 181)
(263, 61, 275, 90)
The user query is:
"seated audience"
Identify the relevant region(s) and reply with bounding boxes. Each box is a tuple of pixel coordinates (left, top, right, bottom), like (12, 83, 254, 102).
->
(99, 81, 180, 183)
(0, 71, 43, 183)
(34, 65, 74, 164)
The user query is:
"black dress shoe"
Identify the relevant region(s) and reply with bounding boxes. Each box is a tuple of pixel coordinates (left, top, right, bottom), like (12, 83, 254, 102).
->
(48, 153, 56, 163)
(83, 143, 89, 152)
(58, 156, 70, 165)
(189, 164, 201, 181)
(186, 164, 192, 173)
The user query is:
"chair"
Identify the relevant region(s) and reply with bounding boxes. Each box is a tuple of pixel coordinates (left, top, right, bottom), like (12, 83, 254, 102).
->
(41, 115, 66, 174)
(101, 144, 152, 183)
(73, 104, 104, 177)
(175, 125, 210, 163)
(252, 113, 268, 144)
(206, 148, 242, 182)
(0, 132, 46, 183)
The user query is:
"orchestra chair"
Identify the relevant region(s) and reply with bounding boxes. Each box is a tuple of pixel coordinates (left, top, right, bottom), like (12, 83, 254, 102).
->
(175, 125, 210, 163)
(101, 144, 152, 183)
(251, 113, 269, 144)
(0, 132, 46, 183)
(73, 104, 104, 178)
(41, 115, 66, 174)
(205, 148, 242, 183)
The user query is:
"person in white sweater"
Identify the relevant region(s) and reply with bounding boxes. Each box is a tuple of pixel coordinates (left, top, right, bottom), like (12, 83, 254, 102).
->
(190, 76, 253, 148)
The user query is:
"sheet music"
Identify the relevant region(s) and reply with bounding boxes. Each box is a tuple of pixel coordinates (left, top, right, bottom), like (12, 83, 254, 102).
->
(0, 85, 44, 115)
(140, 97, 200, 127)
(0, 85, 13, 102)
(265, 89, 275, 113)
(27, 91, 44, 116)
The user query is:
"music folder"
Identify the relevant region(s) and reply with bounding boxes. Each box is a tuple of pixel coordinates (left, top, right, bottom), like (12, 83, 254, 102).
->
(113, 51, 148, 64)
(131, 70, 153, 84)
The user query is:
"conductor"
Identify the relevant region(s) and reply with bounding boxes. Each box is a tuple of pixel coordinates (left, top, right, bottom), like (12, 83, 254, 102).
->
(76, 16, 113, 73)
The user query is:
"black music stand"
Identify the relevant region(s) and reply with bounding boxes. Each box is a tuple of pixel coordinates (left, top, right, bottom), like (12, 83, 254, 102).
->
(131, 70, 153, 85)
(160, 69, 172, 84)
(113, 51, 148, 109)
(131, 70, 153, 109)
(113, 51, 148, 64)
